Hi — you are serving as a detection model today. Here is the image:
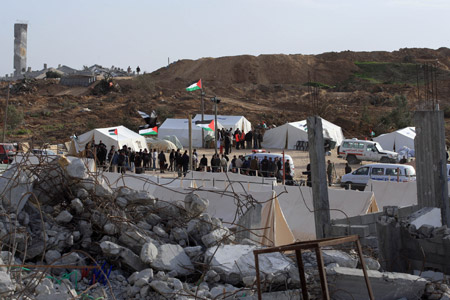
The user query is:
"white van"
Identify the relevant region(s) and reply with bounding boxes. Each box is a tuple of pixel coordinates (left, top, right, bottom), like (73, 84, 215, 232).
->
(341, 163, 416, 191)
(338, 139, 398, 164)
(244, 153, 295, 177)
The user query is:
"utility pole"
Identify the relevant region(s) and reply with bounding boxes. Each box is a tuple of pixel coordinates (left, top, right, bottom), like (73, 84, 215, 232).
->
(2, 84, 11, 143)
(307, 116, 331, 239)
(201, 90, 205, 148)
(188, 114, 193, 171)
(210, 96, 221, 155)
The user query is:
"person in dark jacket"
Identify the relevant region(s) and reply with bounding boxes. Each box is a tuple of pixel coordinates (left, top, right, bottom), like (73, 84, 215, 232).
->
(199, 154, 208, 171)
(117, 150, 126, 174)
(260, 156, 269, 177)
(245, 130, 253, 149)
(182, 150, 189, 176)
(158, 151, 166, 173)
(142, 149, 150, 170)
(345, 163, 352, 174)
(169, 149, 175, 171)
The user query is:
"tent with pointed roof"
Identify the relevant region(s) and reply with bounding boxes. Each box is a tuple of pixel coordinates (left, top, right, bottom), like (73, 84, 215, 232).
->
(68, 125, 148, 155)
(374, 127, 416, 152)
(262, 117, 344, 150)
(158, 118, 223, 148)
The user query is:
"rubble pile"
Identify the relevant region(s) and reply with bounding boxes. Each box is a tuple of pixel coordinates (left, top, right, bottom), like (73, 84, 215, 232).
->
(0, 157, 436, 299)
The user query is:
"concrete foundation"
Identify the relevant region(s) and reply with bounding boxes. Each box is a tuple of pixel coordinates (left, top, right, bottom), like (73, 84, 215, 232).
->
(327, 266, 427, 300)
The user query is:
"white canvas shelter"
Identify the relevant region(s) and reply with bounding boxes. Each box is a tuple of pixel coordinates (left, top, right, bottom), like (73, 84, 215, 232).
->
(374, 127, 416, 152)
(262, 117, 345, 150)
(158, 118, 223, 148)
(69, 125, 147, 154)
(192, 115, 252, 133)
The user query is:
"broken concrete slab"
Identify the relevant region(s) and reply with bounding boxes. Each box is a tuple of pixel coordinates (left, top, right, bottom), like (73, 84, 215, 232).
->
(0, 166, 34, 213)
(100, 241, 146, 272)
(0, 271, 14, 295)
(409, 207, 442, 229)
(322, 250, 358, 268)
(327, 266, 427, 300)
(205, 245, 291, 285)
(184, 192, 209, 216)
(150, 244, 194, 276)
(140, 241, 158, 264)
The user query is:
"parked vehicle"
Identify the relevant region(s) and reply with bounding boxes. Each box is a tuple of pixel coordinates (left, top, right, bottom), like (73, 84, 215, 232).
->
(0, 143, 17, 164)
(340, 163, 416, 191)
(32, 149, 57, 156)
(338, 139, 398, 164)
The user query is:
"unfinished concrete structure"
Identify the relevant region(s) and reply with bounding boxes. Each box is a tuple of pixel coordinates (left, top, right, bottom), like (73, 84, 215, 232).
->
(414, 110, 450, 225)
(14, 23, 28, 77)
(307, 116, 331, 238)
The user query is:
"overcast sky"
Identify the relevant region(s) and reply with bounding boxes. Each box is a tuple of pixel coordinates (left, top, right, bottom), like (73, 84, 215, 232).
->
(1, 0, 449, 76)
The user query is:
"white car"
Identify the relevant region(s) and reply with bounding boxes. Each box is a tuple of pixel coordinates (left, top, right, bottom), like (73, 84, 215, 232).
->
(341, 163, 416, 191)
(338, 139, 398, 164)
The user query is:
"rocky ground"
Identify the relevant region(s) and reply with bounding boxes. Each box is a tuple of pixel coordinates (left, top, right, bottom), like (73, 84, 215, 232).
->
(0, 154, 447, 299)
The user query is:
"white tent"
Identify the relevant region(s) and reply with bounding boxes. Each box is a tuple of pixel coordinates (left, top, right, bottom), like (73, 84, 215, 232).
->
(192, 115, 252, 133)
(262, 117, 344, 150)
(158, 118, 223, 148)
(374, 127, 415, 152)
(70, 125, 147, 154)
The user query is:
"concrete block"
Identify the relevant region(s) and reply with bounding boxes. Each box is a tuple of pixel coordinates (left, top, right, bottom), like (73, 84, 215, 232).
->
(330, 224, 349, 237)
(360, 213, 380, 225)
(368, 223, 377, 235)
(327, 266, 427, 300)
(349, 225, 370, 238)
(360, 236, 379, 249)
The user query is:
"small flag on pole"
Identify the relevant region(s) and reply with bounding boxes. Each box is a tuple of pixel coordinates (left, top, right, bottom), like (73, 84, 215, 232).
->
(195, 120, 214, 132)
(139, 127, 158, 136)
(108, 128, 118, 135)
(186, 79, 202, 92)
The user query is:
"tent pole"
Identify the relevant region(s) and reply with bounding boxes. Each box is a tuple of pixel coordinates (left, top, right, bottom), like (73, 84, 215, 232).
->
(188, 114, 193, 172)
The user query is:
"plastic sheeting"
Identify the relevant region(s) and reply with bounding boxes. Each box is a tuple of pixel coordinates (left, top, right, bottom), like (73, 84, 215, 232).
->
(145, 138, 177, 152)
(192, 114, 252, 133)
(366, 179, 418, 210)
(70, 125, 148, 154)
(262, 117, 344, 150)
(260, 191, 296, 246)
(158, 118, 223, 148)
(273, 186, 377, 240)
(374, 127, 416, 152)
(162, 136, 183, 150)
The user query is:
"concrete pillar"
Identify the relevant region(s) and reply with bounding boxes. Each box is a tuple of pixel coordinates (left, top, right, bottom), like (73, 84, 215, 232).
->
(14, 23, 27, 77)
(44, 63, 47, 69)
(307, 116, 331, 238)
(414, 110, 450, 225)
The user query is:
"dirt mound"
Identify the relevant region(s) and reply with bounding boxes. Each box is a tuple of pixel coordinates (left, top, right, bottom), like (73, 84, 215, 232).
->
(2, 47, 450, 145)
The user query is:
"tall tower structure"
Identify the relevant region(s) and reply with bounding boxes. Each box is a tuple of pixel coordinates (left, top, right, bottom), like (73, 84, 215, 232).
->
(14, 23, 28, 77)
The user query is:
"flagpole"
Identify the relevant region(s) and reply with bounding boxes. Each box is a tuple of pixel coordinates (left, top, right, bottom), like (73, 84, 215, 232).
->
(188, 114, 193, 172)
(201, 88, 205, 148)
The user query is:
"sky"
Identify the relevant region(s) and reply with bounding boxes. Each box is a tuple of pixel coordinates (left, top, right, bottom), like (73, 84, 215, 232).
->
(1, 0, 449, 76)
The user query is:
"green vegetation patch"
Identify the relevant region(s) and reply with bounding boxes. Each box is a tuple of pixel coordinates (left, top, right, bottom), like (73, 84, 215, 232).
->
(353, 61, 419, 85)
(303, 81, 334, 89)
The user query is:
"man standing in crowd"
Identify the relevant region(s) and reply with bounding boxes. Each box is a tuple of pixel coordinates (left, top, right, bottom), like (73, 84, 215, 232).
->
(158, 151, 166, 173)
(327, 160, 333, 186)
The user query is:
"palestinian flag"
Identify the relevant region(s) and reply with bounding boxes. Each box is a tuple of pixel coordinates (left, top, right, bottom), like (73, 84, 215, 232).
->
(195, 120, 214, 132)
(186, 79, 202, 92)
(108, 128, 118, 135)
(139, 127, 158, 136)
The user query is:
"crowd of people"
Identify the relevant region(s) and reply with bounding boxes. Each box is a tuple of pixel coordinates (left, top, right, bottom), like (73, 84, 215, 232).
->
(84, 140, 294, 182)
(216, 127, 265, 154)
